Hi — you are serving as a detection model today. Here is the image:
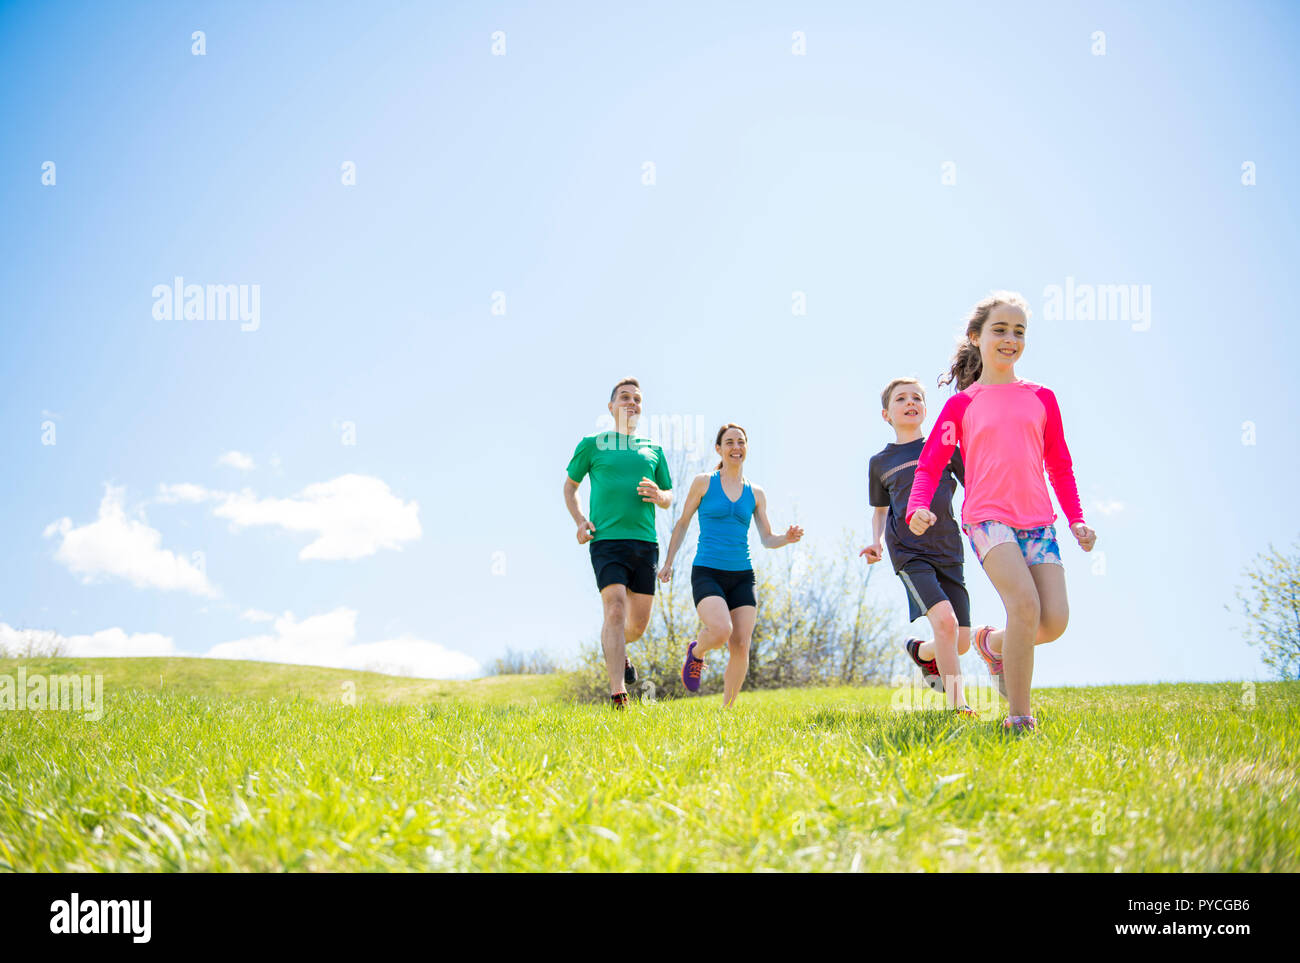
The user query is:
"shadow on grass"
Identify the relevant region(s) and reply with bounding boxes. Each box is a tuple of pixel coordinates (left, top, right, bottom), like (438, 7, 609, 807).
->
(795, 705, 1008, 755)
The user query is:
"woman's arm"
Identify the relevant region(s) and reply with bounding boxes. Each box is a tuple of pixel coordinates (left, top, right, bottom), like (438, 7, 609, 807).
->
(658, 474, 709, 578)
(753, 485, 804, 549)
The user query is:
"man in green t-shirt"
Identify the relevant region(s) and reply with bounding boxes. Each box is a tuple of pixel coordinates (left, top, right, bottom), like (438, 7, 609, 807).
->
(564, 377, 674, 708)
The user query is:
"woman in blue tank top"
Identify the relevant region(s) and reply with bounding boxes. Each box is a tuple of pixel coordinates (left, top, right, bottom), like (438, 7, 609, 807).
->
(658, 424, 804, 706)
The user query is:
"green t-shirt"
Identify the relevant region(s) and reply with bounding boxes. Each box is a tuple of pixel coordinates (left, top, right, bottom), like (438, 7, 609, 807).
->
(566, 432, 673, 543)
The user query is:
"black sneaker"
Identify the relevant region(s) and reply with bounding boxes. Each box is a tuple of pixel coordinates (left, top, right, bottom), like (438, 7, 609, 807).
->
(905, 638, 944, 694)
(624, 657, 638, 686)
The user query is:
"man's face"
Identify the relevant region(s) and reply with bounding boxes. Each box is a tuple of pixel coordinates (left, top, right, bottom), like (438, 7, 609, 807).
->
(609, 384, 642, 429)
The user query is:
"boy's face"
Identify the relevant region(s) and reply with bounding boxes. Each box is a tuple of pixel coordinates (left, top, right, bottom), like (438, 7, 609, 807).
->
(883, 386, 925, 428)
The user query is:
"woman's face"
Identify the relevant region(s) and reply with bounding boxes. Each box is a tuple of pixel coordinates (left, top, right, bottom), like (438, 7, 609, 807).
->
(717, 428, 747, 466)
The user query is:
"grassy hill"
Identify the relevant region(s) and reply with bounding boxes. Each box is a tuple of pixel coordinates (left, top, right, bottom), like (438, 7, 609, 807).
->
(0, 656, 567, 706)
(0, 657, 1296, 872)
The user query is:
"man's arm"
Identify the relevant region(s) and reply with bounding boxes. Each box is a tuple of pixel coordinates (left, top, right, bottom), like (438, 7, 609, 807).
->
(563, 476, 594, 543)
(636, 477, 672, 509)
(648, 446, 674, 509)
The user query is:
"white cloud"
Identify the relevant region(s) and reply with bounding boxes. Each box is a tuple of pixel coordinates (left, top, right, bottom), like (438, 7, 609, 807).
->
(211, 474, 421, 560)
(0, 610, 475, 680)
(206, 608, 479, 679)
(44, 486, 218, 597)
(1089, 498, 1126, 516)
(153, 475, 419, 561)
(217, 451, 256, 471)
(156, 482, 210, 504)
(240, 609, 276, 623)
(0, 622, 176, 658)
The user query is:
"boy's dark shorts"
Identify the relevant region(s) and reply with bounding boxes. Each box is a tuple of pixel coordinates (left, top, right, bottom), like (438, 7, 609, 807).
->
(897, 558, 970, 626)
(590, 538, 659, 595)
(690, 565, 757, 610)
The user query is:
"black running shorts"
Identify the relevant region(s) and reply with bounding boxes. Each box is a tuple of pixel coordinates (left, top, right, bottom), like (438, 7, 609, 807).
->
(897, 558, 970, 626)
(690, 565, 757, 610)
(590, 538, 659, 595)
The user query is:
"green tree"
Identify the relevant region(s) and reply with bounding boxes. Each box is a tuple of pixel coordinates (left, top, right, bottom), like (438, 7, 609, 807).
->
(1235, 539, 1300, 680)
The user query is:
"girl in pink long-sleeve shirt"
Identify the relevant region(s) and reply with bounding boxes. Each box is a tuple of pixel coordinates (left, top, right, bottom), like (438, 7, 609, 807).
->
(906, 292, 1097, 732)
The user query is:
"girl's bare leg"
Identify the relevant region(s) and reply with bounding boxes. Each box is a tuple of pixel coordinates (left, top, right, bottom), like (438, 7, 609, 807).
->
(978, 543, 1040, 718)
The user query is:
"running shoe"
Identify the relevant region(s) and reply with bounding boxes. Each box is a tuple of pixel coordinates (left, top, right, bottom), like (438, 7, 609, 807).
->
(624, 657, 637, 686)
(1002, 714, 1037, 733)
(904, 638, 943, 694)
(972, 625, 1007, 700)
(611, 692, 629, 710)
(954, 705, 979, 718)
(681, 641, 705, 692)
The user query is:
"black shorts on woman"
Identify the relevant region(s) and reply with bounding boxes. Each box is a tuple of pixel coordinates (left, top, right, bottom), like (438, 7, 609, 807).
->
(690, 565, 756, 609)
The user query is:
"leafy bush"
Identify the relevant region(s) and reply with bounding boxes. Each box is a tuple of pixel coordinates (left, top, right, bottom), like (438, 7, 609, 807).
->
(488, 648, 566, 676)
(1235, 538, 1300, 680)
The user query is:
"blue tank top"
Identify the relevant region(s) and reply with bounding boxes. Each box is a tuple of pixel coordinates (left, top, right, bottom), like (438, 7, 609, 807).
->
(694, 471, 756, 570)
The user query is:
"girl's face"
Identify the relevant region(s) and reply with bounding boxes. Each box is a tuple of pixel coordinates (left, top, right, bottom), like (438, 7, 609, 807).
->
(974, 303, 1027, 374)
(716, 429, 747, 466)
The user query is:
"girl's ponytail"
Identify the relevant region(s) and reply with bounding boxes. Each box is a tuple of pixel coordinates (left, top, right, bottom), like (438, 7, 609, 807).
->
(940, 340, 983, 391)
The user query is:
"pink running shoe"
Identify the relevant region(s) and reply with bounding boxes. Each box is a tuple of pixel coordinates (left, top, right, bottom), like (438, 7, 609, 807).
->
(1002, 714, 1037, 733)
(972, 625, 1007, 700)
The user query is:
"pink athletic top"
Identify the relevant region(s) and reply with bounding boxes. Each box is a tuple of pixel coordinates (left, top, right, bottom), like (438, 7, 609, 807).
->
(905, 380, 1085, 531)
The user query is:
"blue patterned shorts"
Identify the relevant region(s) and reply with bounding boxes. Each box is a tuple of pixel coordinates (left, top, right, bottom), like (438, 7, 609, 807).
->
(963, 520, 1062, 568)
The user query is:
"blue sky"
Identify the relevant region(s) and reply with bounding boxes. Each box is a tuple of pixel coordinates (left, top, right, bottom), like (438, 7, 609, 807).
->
(2, 0, 1297, 683)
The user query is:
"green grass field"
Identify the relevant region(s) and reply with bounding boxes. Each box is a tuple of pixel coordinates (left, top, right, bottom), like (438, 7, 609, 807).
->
(1, 657, 1296, 871)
